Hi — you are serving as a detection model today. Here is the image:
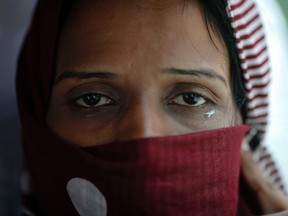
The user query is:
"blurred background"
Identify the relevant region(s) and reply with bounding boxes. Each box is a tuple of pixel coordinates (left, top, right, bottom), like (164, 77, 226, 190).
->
(0, 0, 287, 215)
(256, 0, 288, 192)
(0, 0, 36, 215)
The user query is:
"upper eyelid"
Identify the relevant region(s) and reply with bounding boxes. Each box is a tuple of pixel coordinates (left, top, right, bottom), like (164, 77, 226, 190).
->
(65, 83, 121, 101)
(168, 92, 213, 105)
(68, 92, 105, 102)
(75, 92, 109, 99)
(166, 85, 218, 104)
(73, 93, 113, 102)
(76, 94, 113, 105)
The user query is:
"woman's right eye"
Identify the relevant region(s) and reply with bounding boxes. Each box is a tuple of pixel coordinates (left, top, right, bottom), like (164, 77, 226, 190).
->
(74, 93, 114, 108)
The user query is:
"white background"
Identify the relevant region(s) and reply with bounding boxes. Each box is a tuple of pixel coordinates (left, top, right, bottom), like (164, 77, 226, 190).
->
(255, 0, 288, 189)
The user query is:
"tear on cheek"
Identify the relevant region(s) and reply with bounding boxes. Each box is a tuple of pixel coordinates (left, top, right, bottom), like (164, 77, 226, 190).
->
(198, 108, 235, 129)
(204, 110, 216, 118)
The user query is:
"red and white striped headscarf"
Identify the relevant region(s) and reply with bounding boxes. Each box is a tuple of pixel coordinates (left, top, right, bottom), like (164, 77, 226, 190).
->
(228, 0, 269, 140)
(227, 0, 286, 193)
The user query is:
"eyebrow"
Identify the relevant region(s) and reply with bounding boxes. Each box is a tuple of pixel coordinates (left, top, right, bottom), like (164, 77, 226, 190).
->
(55, 71, 118, 85)
(55, 68, 228, 87)
(165, 68, 228, 87)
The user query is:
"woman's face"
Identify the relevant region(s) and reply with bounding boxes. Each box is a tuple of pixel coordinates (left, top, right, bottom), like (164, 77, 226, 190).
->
(47, 0, 239, 147)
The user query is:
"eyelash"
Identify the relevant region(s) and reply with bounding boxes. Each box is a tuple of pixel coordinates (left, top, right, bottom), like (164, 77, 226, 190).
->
(70, 93, 116, 110)
(168, 92, 213, 107)
(70, 91, 213, 112)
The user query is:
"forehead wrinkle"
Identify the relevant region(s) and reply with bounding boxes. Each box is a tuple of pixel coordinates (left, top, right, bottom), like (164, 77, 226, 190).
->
(57, 0, 230, 88)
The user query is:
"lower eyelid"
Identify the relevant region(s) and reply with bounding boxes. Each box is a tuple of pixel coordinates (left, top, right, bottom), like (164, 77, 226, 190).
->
(166, 101, 216, 119)
(67, 100, 119, 117)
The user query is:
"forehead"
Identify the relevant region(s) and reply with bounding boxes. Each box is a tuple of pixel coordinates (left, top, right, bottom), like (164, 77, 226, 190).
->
(57, 0, 228, 79)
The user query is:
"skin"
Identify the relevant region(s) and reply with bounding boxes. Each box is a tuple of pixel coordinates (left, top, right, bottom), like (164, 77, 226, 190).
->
(47, 0, 288, 212)
(47, 0, 237, 147)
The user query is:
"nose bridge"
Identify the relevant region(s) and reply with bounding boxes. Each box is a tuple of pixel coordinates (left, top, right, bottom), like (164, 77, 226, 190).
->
(115, 100, 166, 141)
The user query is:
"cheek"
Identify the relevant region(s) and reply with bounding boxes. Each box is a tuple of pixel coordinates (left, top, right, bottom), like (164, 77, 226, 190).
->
(216, 96, 240, 126)
(46, 83, 121, 146)
(47, 106, 117, 146)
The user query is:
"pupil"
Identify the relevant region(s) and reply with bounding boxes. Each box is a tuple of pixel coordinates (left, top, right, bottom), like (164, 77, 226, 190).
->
(83, 94, 100, 106)
(183, 93, 197, 105)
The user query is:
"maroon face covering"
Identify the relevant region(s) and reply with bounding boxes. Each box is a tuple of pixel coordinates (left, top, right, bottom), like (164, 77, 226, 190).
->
(22, 121, 249, 215)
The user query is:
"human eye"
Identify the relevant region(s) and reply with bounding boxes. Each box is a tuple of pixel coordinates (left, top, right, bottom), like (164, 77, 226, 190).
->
(165, 84, 226, 129)
(74, 93, 115, 108)
(165, 83, 220, 121)
(169, 92, 208, 107)
(64, 83, 120, 116)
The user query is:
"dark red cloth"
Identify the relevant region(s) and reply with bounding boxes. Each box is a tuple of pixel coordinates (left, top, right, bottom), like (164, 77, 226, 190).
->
(16, 0, 257, 215)
(22, 121, 250, 215)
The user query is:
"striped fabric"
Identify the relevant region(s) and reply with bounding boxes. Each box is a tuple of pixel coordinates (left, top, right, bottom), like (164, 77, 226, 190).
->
(227, 0, 286, 193)
(228, 0, 270, 139)
(256, 146, 287, 194)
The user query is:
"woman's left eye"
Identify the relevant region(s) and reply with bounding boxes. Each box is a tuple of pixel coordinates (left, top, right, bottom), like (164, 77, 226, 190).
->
(74, 93, 114, 108)
(169, 92, 207, 107)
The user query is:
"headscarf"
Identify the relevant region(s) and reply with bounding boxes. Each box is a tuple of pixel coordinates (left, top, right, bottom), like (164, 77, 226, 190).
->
(228, 0, 269, 140)
(16, 0, 281, 215)
(228, 0, 285, 192)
